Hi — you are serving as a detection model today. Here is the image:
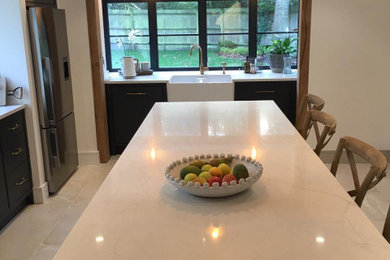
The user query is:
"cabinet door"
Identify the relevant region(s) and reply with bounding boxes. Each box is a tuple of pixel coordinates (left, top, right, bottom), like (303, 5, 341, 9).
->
(106, 84, 167, 154)
(235, 81, 297, 124)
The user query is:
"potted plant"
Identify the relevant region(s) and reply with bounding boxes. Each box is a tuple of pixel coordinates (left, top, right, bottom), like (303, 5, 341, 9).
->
(266, 38, 297, 73)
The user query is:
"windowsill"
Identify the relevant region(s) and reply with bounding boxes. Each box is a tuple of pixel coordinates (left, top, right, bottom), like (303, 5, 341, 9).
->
(104, 69, 297, 84)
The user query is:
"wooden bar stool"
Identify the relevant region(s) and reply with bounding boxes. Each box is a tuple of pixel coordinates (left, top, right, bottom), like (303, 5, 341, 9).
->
(297, 93, 325, 136)
(330, 136, 388, 207)
(302, 109, 337, 156)
(384, 205, 390, 243)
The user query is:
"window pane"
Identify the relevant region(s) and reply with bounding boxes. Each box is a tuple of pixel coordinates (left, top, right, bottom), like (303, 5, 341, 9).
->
(207, 34, 248, 67)
(157, 2, 198, 35)
(207, 0, 249, 34)
(258, 0, 299, 32)
(256, 33, 298, 67)
(107, 3, 149, 36)
(158, 36, 199, 68)
(110, 36, 150, 69)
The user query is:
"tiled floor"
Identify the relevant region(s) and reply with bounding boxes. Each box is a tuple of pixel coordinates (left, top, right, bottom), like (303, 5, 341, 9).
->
(0, 160, 388, 259)
(329, 163, 390, 232)
(0, 156, 119, 260)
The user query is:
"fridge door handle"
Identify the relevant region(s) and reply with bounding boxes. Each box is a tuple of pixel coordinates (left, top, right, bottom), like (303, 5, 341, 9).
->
(49, 128, 61, 169)
(42, 57, 56, 126)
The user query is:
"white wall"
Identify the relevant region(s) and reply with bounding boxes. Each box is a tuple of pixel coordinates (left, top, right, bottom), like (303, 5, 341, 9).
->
(309, 0, 390, 151)
(0, 0, 48, 203)
(57, 0, 100, 165)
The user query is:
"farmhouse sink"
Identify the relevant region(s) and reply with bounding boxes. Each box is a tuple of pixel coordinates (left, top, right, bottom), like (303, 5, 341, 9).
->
(167, 74, 234, 101)
(169, 74, 232, 84)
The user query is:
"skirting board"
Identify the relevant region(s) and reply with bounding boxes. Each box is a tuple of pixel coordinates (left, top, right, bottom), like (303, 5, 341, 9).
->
(78, 150, 100, 165)
(33, 182, 49, 204)
(320, 150, 390, 164)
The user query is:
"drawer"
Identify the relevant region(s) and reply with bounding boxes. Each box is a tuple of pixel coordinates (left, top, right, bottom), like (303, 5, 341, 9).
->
(5, 161, 31, 207)
(0, 111, 25, 139)
(2, 132, 28, 173)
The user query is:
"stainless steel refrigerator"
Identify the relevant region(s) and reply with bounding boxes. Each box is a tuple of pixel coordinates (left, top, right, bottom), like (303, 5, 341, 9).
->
(28, 7, 79, 193)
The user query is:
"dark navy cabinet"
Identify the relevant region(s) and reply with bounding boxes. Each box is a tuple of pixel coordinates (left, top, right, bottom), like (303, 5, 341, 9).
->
(0, 110, 32, 230)
(234, 81, 297, 124)
(106, 84, 167, 154)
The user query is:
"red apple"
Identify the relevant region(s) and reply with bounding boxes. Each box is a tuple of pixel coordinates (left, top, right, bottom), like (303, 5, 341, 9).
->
(222, 174, 238, 185)
(208, 176, 222, 186)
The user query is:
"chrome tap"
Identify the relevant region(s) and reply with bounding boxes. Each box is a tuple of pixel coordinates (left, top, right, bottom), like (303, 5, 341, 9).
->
(189, 44, 208, 75)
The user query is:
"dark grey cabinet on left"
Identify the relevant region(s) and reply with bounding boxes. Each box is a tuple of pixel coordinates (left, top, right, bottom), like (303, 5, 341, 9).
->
(0, 110, 32, 231)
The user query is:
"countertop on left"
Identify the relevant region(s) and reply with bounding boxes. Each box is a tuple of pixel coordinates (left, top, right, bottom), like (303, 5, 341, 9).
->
(0, 105, 25, 120)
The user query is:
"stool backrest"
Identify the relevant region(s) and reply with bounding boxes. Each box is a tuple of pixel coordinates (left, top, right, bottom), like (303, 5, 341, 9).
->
(297, 94, 325, 136)
(302, 109, 337, 156)
(330, 136, 388, 207)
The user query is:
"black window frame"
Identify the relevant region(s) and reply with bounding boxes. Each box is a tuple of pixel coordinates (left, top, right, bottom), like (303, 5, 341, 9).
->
(103, 0, 299, 72)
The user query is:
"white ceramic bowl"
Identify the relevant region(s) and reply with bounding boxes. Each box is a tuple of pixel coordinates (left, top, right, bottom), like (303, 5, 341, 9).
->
(165, 153, 263, 197)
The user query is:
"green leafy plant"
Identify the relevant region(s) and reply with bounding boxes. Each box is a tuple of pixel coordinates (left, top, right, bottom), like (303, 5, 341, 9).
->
(266, 38, 297, 55)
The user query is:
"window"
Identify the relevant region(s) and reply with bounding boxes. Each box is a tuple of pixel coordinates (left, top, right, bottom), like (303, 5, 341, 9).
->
(105, 2, 150, 70)
(207, 0, 249, 67)
(257, 0, 299, 67)
(103, 0, 299, 71)
(157, 2, 199, 68)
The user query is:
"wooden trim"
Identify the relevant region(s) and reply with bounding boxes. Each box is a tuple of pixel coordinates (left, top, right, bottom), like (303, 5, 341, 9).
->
(86, 0, 110, 163)
(296, 0, 312, 127)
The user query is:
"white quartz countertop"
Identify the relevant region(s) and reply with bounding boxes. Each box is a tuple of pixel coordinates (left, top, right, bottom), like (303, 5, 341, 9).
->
(0, 105, 25, 120)
(105, 70, 297, 84)
(55, 101, 390, 259)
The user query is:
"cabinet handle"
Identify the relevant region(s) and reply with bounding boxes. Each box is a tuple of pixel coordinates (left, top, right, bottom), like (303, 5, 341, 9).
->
(15, 177, 27, 186)
(254, 90, 276, 94)
(11, 147, 24, 156)
(126, 92, 148, 96)
(8, 123, 21, 131)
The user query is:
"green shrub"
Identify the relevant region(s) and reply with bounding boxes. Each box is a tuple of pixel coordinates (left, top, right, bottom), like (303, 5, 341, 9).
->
(218, 40, 237, 49)
(219, 46, 248, 56)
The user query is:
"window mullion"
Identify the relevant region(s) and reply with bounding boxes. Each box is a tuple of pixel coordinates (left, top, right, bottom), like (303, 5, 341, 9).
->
(199, 0, 207, 68)
(249, 0, 257, 58)
(148, 1, 158, 70)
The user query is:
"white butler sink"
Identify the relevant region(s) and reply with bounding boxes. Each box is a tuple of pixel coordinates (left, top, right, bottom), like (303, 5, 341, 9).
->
(168, 74, 234, 101)
(170, 74, 232, 84)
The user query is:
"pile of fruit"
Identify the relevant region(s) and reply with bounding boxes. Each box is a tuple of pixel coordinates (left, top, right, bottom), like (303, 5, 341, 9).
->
(180, 157, 249, 187)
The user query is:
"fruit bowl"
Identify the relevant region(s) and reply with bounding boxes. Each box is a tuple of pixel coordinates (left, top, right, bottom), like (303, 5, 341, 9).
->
(165, 153, 263, 198)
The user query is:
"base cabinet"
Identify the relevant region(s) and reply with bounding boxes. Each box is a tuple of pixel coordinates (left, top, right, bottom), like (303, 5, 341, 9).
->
(0, 110, 32, 230)
(106, 84, 167, 154)
(234, 81, 297, 124)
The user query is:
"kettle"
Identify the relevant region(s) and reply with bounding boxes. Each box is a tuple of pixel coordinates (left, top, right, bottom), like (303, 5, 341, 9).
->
(122, 57, 139, 78)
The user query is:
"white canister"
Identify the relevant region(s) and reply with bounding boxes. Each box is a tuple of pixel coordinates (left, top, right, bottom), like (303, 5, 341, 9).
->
(122, 57, 139, 78)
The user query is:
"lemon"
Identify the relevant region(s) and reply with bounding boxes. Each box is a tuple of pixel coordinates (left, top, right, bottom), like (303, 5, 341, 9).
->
(218, 163, 231, 176)
(201, 164, 212, 172)
(199, 171, 212, 180)
(184, 173, 198, 183)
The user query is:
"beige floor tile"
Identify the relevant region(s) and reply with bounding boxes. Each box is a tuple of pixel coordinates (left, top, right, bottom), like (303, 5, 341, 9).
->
(325, 163, 390, 233)
(0, 156, 118, 260)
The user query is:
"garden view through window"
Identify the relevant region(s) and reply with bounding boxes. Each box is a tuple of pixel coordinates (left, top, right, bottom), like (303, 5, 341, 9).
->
(104, 0, 299, 71)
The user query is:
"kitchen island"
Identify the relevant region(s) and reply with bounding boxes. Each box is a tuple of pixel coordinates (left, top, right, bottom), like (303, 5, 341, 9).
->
(55, 101, 390, 259)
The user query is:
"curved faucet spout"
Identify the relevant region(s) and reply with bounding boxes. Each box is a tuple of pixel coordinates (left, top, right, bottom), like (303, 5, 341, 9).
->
(189, 44, 207, 75)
